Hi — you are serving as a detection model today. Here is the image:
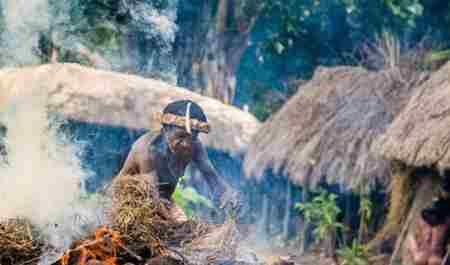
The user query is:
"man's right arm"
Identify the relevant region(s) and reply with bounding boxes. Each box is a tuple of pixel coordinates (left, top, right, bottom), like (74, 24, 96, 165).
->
(118, 133, 156, 177)
(118, 146, 139, 176)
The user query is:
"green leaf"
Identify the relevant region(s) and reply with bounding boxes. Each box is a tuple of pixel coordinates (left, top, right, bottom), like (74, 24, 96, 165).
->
(274, 41, 285, 54)
(407, 3, 423, 16)
(172, 181, 213, 218)
(287, 23, 295, 33)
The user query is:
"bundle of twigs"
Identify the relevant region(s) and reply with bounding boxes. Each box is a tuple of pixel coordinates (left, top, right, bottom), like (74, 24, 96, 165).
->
(0, 218, 44, 265)
(108, 174, 171, 257)
(84, 174, 245, 264)
(181, 220, 242, 265)
(108, 174, 210, 259)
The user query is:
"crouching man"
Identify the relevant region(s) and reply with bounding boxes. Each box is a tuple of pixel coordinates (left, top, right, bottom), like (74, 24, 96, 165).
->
(116, 100, 241, 222)
(407, 196, 450, 265)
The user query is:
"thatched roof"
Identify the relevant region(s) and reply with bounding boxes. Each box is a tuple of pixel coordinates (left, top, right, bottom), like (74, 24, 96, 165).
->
(0, 63, 260, 155)
(244, 66, 428, 190)
(374, 62, 450, 170)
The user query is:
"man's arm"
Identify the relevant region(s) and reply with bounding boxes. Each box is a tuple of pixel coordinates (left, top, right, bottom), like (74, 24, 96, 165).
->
(118, 147, 139, 177)
(118, 133, 156, 177)
(192, 141, 229, 203)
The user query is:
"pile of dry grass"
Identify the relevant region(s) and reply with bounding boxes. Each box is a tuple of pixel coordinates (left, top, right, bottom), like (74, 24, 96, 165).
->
(108, 174, 211, 259)
(0, 218, 44, 265)
(181, 220, 243, 265)
(109, 174, 169, 256)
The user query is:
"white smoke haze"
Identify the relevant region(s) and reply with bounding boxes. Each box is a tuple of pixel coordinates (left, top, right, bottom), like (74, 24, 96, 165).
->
(122, 0, 179, 83)
(124, 0, 178, 45)
(0, 0, 50, 66)
(0, 90, 108, 263)
(0, 0, 179, 261)
(0, 0, 179, 82)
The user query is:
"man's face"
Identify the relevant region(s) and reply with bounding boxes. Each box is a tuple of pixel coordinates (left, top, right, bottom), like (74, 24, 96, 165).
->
(164, 125, 197, 158)
(421, 196, 450, 226)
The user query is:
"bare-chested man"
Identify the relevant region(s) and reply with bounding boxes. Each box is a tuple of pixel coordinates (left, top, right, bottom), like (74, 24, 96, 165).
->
(407, 196, 450, 265)
(117, 100, 240, 222)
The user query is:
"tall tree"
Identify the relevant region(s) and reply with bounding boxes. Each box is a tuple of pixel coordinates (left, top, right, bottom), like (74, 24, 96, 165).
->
(175, 0, 264, 104)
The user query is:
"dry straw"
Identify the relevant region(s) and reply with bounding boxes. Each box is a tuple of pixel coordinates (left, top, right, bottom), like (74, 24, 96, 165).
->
(0, 218, 44, 265)
(108, 174, 210, 259)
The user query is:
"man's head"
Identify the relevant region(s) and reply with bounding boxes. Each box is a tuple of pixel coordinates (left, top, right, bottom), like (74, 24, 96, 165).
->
(157, 100, 209, 157)
(421, 196, 450, 226)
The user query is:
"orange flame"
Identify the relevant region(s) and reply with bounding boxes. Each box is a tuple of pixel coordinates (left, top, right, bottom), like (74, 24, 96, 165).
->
(60, 226, 125, 265)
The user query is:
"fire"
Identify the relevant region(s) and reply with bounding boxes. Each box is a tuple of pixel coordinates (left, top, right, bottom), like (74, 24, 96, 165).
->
(60, 226, 124, 265)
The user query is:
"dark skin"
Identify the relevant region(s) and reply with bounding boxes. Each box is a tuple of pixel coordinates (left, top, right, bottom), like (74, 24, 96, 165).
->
(407, 213, 450, 265)
(117, 125, 237, 209)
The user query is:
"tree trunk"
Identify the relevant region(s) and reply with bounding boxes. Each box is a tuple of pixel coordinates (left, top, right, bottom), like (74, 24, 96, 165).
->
(282, 180, 292, 240)
(325, 231, 337, 258)
(396, 175, 440, 265)
(343, 193, 353, 244)
(258, 193, 270, 236)
(300, 188, 311, 254)
(175, 0, 263, 104)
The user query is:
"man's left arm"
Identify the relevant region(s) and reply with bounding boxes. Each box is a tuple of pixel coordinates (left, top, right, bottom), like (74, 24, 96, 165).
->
(192, 141, 239, 208)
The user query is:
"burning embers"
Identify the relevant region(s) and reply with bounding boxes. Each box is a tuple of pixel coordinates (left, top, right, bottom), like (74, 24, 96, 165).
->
(58, 226, 141, 265)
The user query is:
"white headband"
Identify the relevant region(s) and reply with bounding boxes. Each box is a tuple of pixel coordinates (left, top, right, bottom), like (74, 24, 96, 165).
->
(185, 102, 192, 134)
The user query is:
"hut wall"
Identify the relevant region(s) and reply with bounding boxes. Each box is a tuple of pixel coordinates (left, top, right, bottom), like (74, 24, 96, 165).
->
(245, 169, 388, 250)
(59, 119, 145, 191)
(59, 119, 247, 195)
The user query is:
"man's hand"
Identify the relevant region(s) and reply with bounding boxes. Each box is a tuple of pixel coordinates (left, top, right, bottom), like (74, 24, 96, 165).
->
(219, 188, 245, 219)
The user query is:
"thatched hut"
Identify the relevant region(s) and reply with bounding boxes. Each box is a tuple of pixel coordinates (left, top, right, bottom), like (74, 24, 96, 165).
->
(244, 66, 427, 191)
(373, 62, 450, 263)
(0, 63, 260, 190)
(242, 66, 429, 245)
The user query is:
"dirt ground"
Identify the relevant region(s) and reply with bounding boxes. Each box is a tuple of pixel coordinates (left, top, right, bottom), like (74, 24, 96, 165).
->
(242, 240, 390, 265)
(253, 248, 333, 265)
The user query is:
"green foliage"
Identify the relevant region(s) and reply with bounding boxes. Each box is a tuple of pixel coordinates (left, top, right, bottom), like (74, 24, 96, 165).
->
(359, 195, 373, 227)
(424, 49, 450, 69)
(357, 194, 373, 242)
(238, 0, 437, 118)
(384, 0, 423, 23)
(295, 189, 345, 243)
(172, 176, 213, 218)
(337, 240, 370, 265)
(77, 191, 110, 206)
(86, 22, 121, 51)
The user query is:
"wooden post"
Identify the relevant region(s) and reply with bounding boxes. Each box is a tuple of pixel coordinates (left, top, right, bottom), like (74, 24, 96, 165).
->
(300, 188, 310, 254)
(257, 193, 270, 235)
(282, 180, 292, 240)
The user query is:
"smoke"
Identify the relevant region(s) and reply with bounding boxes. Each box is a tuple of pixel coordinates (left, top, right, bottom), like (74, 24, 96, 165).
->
(120, 0, 179, 82)
(0, 0, 179, 82)
(124, 0, 178, 46)
(0, 90, 107, 262)
(0, 0, 50, 66)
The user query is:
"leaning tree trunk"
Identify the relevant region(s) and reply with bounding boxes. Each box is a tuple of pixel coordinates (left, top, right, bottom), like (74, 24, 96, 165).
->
(175, 0, 263, 104)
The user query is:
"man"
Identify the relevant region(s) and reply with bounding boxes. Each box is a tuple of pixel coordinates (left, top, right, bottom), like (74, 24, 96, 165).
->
(407, 196, 450, 265)
(117, 99, 239, 222)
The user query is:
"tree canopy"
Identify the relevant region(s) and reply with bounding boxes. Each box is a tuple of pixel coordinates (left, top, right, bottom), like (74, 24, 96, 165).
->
(1, 0, 450, 120)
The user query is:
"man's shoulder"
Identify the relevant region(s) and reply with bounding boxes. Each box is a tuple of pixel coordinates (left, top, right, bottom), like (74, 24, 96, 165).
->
(132, 131, 161, 151)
